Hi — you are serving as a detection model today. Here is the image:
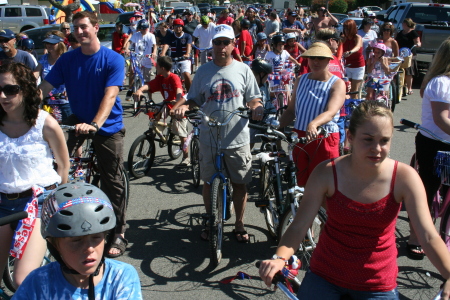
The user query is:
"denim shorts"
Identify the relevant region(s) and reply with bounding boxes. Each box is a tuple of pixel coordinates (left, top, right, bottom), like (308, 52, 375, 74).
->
(297, 269, 399, 300)
(0, 189, 53, 220)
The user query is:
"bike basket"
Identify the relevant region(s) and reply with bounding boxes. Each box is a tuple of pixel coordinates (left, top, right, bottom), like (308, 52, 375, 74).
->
(435, 151, 450, 186)
(400, 54, 412, 69)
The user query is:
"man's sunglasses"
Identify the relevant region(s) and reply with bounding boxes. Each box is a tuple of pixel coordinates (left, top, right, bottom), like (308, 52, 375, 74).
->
(0, 85, 21, 96)
(212, 39, 232, 46)
(308, 56, 328, 60)
(0, 38, 11, 44)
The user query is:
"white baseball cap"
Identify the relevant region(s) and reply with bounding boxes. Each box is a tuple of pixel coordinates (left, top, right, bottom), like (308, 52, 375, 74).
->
(213, 24, 235, 40)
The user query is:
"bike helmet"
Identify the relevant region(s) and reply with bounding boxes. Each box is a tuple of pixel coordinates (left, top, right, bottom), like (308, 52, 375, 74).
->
(201, 15, 210, 25)
(251, 58, 273, 74)
(240, 18, 251, 29)
(256, 32, 267, 41)
(272, 34, 285, 45)
(133, 11, 144, 17)
(137, 19, 150, 29)
(370, 41, 387, 55)
(173, 18, 184, 26)
(17, 38, 34, 50)
(285, 32, 296, 41)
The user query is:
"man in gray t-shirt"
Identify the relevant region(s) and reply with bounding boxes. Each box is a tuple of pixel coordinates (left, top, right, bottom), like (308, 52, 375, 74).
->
(264, 12, 280, 42)
(173, 24, 263, 243)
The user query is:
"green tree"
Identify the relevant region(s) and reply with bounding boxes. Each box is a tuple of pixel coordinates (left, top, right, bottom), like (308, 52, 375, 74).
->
(48, 0, 81, 23)
(329, 0, 347, 13)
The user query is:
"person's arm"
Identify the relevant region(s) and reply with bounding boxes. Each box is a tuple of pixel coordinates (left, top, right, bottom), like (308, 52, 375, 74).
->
(327, 11, 339, 26)
(160, 44, 169, 56)
(39, 80, 55, 101)
(343, 35, 362, 57)
(400, 163, 450, 298)
(279, 76, 300, 128)
(184, 42, 192, 59)
(133, 83, 150, 102)
(247, 97, 264, 121)
(288, 54, 300, 66)
(381, 57, 391, 74)
(413, 36, 421, 48)
(392, 39, 399, 57)
(431, 102, 450, 135)
(366, 57, 375, 73)
(259, 160, 332, 287)
(240, 39, 246, 58)
(297, 42, 306, 53)
(123, 32, 133, 54)
(43, 114, 70, 184)
(171, 99, 197, 118)
(306, 78, 345, 141)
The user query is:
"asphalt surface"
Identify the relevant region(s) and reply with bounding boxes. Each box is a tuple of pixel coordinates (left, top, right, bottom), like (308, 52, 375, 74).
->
(113, 75, 445, 300)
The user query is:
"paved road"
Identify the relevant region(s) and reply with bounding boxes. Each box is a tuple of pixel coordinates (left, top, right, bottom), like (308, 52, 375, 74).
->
(114, 81, 442, 300)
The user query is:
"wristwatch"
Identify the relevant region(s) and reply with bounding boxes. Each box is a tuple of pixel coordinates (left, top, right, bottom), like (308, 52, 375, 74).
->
(90, 122, 99, 132)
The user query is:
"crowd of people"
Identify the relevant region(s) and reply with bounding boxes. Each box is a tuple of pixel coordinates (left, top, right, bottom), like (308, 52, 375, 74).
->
(0, 2, 449, 299)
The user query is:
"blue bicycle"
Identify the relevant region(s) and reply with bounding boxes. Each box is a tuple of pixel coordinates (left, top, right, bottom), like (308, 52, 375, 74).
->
(188, 107, 251, 267)
(129, 51, 147, 114)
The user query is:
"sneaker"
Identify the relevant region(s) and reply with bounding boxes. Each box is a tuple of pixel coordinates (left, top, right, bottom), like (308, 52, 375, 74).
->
(125, 89, 133, 101)
(178, 157, 191, 167)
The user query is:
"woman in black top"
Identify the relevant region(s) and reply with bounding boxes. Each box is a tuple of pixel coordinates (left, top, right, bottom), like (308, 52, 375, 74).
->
(395, 18, 421, 95)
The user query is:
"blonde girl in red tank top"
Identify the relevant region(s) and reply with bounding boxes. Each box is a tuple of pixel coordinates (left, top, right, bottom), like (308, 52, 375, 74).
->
(259, 101, 450, 299)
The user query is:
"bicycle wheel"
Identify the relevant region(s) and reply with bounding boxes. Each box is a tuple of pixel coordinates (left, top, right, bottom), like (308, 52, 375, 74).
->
(167, 133, 182, 160)
(210, 177, 224, 267)
(3, 249, 53, 292)
(440, 202, 450, 251)
(128, 135, 156, 178)
(261, 162, 280, 239)
(388, 80, 396, 112)
(190, 137, 200, 187)
(277, 92, 286, 117)
(132, 76, 142, 114)
(296, 207, 327, 274)
(91, 162, 130, 209)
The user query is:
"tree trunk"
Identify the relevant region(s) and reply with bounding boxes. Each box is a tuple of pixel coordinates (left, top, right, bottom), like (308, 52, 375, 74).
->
(47, 0, 81, 23)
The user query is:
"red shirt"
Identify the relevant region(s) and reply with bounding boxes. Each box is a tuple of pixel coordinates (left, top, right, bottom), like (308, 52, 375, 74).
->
(238, 29, 253, 61)
(343, 38, 365, 68)
(217, 16, 234, 25)
(299, 55, 344, 78)
(232, 47, 241, 61)
(148, 73, 184, 109)
(112, 31, 128, 54)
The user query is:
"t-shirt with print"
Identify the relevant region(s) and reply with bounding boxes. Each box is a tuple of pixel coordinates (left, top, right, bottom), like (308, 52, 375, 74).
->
(130, 31, 156, 68)
(0, 50, 38, 71)
(148, 73, 184, 108)
(193, 23, 216, 49)
(45, 46, 124, 136)
(165, 31, 193, 58)
(357, 29, 377, 60)
(187, 60, 261, 148)
(12, 259, 142, 300)
(421, 75, 450, 141)
(39, 54, 69, 104)
(265, 50, 290, 73)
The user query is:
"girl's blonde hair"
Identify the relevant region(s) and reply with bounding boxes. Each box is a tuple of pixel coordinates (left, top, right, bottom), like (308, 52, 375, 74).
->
(422, 37, 450, 89)
(348, 101, 393, 136)
(45, 30, 67, 57)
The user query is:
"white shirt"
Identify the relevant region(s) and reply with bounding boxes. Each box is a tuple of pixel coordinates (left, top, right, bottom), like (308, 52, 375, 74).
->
(193, 23, 216, 49)
(421, 75, 450, 141)
(130, 31, 156, 68)
(357, 29, 378, 60)
(265, 50, 291, 73)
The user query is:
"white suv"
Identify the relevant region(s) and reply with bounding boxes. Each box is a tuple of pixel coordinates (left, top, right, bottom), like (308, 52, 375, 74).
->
(0, 5, 49, 33)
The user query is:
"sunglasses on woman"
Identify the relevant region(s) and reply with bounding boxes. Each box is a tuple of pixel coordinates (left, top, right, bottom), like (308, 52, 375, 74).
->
(0, 84, 20, 96)
(308, 56, 327, 60)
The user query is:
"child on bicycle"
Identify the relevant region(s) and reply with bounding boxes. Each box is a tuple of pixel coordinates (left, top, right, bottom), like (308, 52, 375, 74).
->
(365, 41, 391, 100)
(134, 56, 190, 167)
(13, 182, 142, 299)
(251, 32, 271, 60)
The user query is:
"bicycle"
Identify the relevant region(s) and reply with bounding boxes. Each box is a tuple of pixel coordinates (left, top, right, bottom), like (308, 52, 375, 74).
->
(60, 125, 130, 206)
(267, 62, 296, 118)
(400, 119, 450, 251)
(186, 107, 250, 267)
(184, 112, 201, 188)
(255, 260, 301, 300)
(394, 46, 416, 103)
(171, 56, 189, 94)
(127, 97, 183, 179)
(250, 122, 328, 276)
(129, 51, 146, 112)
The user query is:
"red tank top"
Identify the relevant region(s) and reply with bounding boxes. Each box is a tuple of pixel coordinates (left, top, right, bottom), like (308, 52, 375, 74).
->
(343, 38, 365, 68)
(310, 159, 401, 292)
(285, 44, 300, 61)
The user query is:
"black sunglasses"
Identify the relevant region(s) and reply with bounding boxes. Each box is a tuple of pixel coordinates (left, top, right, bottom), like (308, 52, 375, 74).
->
(212, 39, 232, 46)
(308, 56, 328, 60)
(0, 85, 20, 96)
(0, 38, 11, 43)
(382, 28, 391, 31)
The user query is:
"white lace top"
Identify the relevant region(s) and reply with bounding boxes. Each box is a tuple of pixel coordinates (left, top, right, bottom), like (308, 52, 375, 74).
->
(0, 110, 61, 193)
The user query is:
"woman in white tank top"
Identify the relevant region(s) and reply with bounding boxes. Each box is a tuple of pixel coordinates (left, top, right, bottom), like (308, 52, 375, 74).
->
(0, 62, 70, 287)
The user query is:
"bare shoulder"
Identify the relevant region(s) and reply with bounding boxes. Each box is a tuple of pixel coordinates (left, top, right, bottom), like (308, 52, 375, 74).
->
(393, 161, 425, 200)
(307, 157, 340, 196)
(42, 113, 62, 137)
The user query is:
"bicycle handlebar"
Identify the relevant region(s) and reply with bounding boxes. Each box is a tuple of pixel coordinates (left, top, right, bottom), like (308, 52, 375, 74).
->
(255, 261, 300, 300)
(0, 211, 28, 227)
(400, 119, 450, 145)
(186, 107, 249, 127)
(60, 125, 96, 137)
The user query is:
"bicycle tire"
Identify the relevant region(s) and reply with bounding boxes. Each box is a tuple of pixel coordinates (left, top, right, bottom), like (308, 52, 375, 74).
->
(440, 201, 450, 251)
(209, 177, 224, 267)
(225, 178, 234, 220)
(389, 80, 396, 113)
(167, 133, 182, 160)
(128, 135, 156, 178)
(91, 164, 130, 209)
(190, 137, 200, 187)
(277, 93, 286, 117)
(261, 161, 280, 239)
(3, 249, 53, 292)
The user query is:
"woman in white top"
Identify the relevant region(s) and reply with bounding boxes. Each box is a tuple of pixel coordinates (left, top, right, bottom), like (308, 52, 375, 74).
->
(408, 38, 450, 260)
(0, 62, 69, 287)
(357, 18, 378, 60)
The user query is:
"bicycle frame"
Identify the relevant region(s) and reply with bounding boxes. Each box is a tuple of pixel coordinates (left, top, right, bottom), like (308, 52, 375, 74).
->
(130, 52, 145, 85)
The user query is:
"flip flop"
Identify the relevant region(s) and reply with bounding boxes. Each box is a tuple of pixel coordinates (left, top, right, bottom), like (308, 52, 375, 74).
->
(406, 244, 425, 260)
(233, 229, 249, 243)
(106, 237, 128, 258)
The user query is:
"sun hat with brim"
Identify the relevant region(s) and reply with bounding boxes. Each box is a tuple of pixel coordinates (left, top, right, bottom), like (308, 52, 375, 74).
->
(212, 24, 235, 40)
(43, 35, 65, 44)
(301, 42, 334, 59)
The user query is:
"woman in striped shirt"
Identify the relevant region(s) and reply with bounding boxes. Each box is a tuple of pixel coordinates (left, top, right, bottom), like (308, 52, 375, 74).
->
(279, 42, 346, 186)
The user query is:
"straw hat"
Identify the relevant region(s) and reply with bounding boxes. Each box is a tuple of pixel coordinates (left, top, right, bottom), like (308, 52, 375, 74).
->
(301, 42, 334, 59)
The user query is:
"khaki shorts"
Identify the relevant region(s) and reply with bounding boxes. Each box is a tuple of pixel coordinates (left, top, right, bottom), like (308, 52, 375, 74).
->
(199, 143, 252, 184)
(171, 118, 189, 138)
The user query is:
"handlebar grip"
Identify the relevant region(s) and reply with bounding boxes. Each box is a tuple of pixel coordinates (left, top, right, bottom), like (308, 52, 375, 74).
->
(248, 123, 267, 131)
(400, 119, 419, 128)
(0, 211, 28, 226)
(317, 126, 326, 136)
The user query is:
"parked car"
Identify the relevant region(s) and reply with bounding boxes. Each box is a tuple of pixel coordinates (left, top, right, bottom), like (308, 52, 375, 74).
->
(336, 17, 363, 35)
(376, 6, 396, 21)
(383, 2, 450, 69)
(363, 6, 382, 13)
(173, 6, 196, 16)
(0, 5, 49, 33)
(23, 23, 124, 57)
(163, 7, 174, 14)
(115, 11, 135, 26)
(332, 13, 348, 23)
